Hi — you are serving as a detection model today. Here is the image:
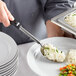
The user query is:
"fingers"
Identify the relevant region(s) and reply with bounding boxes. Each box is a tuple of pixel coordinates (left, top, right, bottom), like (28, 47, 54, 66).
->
(4, 3, 14, 21)
(0, 1, 14, 27)
(0, 6, 10, 27)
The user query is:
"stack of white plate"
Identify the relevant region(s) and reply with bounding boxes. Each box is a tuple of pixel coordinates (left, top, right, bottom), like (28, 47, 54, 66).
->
(0, 32, 18, 76)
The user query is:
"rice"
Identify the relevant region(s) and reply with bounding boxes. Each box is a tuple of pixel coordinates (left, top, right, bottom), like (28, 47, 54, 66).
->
(42, 44, 65, 62)
(64, 12, 76, 27)
(66, 49, 76, 65)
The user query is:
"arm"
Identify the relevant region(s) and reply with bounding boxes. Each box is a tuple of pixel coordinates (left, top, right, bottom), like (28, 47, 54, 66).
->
(46, 20, 74, 38)
(40, 0, 75, 37)
(46, 20, 64, 37)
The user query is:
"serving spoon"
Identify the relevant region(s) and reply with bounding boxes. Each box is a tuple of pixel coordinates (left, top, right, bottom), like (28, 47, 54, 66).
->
(10, 20, 66, 62)
(10, 20, 45, 55)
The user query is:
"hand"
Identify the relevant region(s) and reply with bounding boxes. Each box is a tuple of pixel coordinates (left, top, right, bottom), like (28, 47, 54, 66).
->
(0, 1, 14, 27)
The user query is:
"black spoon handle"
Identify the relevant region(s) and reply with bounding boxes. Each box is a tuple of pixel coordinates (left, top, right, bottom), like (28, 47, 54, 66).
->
(10, 20, 21, 29)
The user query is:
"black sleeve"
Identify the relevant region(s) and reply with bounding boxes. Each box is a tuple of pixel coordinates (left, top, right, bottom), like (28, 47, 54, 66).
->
(40, 0, 75, 22)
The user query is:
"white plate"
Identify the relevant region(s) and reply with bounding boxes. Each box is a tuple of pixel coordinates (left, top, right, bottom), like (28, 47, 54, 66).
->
(1, 61, 17, 76)
(27, 37, 76, 76)
(6, 67, 17, 76)
(0, 58, 18, 73)
(0, 32, 17, 66)
(0, 59, 18, 76)
(2, 58, 18, 76)
(0, 50, 18, 69)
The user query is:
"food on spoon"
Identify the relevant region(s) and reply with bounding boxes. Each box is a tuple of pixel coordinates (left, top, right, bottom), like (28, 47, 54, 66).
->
(41, 44, 65, 62)
(59, 64, 76, 76)
(66, 49, 76, 65)
(64, 12, 76, 27)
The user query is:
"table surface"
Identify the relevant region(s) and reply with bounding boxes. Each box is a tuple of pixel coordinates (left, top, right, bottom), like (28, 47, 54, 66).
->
(15, 42, 38, 76)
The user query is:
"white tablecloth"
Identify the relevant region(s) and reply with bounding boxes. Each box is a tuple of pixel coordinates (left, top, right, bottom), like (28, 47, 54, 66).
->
(15, 42, 38, 76)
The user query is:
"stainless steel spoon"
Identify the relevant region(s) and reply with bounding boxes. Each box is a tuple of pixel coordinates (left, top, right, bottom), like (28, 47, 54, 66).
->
(10, 20, 45, 55)
(10, 20, 65, 63)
